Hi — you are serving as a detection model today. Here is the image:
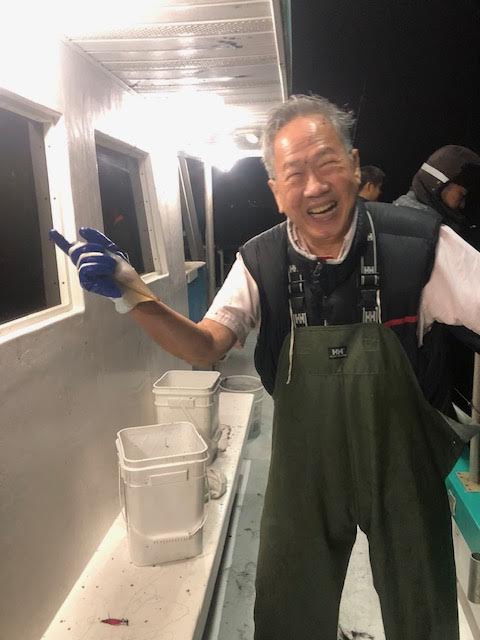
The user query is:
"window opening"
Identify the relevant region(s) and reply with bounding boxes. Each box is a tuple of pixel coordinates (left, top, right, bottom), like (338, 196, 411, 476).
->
(178, 154, 204, 261)
(0, 106, 60, 324)
(186, 156, 206, 246)
(95, 145, 154, 275)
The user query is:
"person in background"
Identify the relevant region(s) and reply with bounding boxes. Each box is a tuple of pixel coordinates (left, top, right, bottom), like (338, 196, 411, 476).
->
(358, 164, 385, 201)
(51, 95, 480, 640)
(394, 145, 480, 421)
(393, 144, 480, 237)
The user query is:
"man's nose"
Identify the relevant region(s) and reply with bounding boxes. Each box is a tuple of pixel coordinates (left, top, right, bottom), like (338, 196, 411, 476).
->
(303, 171, 329, 197)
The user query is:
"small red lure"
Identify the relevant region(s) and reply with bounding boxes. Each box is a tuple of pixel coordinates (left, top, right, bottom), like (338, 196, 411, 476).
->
(101, 618, 129, 626)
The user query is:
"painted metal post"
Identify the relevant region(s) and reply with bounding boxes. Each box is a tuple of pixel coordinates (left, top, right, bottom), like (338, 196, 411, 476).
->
(469, 353, 480, 484)
(204, 162, 216, 305)
(217, 248, 225, 285)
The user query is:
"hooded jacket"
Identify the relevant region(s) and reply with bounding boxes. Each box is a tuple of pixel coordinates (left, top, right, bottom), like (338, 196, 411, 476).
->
(393, 146, 480, 412)
(394, 145, 480, 235)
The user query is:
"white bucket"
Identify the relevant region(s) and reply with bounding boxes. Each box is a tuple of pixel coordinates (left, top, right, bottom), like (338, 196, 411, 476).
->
(153, 370, 221, 464)
(116, 421, 208, 566)
(219, 375, 264, 439)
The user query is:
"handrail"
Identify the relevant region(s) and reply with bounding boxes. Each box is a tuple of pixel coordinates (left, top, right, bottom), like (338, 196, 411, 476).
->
(469, 354, 480, 483)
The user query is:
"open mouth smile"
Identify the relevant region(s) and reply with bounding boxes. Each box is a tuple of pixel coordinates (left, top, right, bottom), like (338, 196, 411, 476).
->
(307, 202, 336, 217)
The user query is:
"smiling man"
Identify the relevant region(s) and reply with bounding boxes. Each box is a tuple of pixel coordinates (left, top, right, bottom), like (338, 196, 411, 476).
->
(52, 95, 480, 640)
(267, 112, 360, 258)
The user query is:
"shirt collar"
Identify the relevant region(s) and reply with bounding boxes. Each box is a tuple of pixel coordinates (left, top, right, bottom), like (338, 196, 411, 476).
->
(287, 208, 359, 264)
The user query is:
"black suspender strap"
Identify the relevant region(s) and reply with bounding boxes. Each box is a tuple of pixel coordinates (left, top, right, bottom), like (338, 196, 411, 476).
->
(360, 210, 381, 323)
(287, 264, 308, 328)
(287, 209, 381, 328)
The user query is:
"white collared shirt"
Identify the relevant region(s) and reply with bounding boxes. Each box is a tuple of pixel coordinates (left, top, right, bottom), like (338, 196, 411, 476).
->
(205, 218, 480, 346)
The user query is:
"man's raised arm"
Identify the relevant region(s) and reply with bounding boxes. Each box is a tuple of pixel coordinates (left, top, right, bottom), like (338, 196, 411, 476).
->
(50, 227, 237, 366)
(130, 302, 237, 366)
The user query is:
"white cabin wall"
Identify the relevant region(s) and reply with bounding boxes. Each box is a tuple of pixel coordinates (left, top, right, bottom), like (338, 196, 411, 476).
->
(0, 36, 189, 640)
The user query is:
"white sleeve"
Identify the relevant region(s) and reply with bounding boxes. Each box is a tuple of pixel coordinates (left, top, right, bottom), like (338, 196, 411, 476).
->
(420, 225, 480, 338)
(204, 253, 260, 345)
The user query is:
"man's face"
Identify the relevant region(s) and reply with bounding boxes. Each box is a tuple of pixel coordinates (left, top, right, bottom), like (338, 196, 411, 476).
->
(268, 115, 360, 256)
(441, 182, 467, 210)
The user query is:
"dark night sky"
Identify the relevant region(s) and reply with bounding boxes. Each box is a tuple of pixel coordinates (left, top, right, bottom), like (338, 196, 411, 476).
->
(213, 1, 480, 250)
(213, 158, 279, 252)
(291, 0, 480, 201)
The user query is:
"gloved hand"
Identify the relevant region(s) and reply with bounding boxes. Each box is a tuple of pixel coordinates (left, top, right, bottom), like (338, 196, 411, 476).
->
(49, 227, 156, 313)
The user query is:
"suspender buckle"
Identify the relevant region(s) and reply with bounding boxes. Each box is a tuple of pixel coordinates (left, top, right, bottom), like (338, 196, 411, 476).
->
(288, 279, 304, 296)
(360, 288, 378, 309)
(291, 296, 305, 314)
(360, 273, 380, 287)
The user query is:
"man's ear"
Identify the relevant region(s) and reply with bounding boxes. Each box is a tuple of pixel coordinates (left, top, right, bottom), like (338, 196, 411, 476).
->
(351, 149, 361, 185)
(268, 178, 285, 215)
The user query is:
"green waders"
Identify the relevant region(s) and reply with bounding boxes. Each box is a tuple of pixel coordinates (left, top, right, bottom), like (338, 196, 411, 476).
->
(254, 323, 465, 640)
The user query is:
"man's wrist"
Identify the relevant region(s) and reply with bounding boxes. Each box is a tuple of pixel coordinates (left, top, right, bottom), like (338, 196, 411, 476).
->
(111, 297, 136, 314)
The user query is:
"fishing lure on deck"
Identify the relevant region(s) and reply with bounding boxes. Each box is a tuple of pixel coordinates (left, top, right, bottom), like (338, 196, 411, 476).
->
(101, 617, 129, 626)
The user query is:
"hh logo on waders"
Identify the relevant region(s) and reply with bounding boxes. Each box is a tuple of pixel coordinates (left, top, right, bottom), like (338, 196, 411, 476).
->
(328, 346, 348, 359)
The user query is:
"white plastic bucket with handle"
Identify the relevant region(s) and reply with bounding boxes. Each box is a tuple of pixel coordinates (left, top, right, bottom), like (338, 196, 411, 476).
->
(219, 375, 264, 439)
(116, 421, 208, 566)
(152, 370, 221, 464)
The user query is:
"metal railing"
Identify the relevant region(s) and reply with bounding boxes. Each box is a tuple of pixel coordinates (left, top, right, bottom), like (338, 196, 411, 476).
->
(469, 354, 480, 483)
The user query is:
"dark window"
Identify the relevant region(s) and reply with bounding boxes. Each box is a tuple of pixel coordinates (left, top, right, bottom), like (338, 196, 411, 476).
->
(213, 157, 279, 282)
(178, 154, 204, 262)
(95, 145, 154, 274)
(0, 107, 60, 324)
(186, 156, 206, 243)
(179, 180, 194, 261)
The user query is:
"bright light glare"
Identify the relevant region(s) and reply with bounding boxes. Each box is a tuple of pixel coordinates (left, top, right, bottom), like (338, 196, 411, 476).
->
(0, 2, 258, 174)
(2, 0, 178, 37)
(149, 91, 248, 171)
(245, 132, 259, 144)
(179, 48, 200, 57)
(0, 8, 62, 97)
(155, 91, 236, 141)
(206, 138, 242, 173)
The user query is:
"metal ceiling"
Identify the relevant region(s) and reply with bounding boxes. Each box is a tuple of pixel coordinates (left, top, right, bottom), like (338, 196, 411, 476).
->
(64, 0, 289, 136)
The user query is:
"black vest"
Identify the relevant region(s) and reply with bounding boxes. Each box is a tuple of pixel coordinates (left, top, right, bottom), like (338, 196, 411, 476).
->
(240, 200, 442, 396)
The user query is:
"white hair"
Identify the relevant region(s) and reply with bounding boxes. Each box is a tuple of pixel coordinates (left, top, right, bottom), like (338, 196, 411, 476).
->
(262, 94, 355, 179)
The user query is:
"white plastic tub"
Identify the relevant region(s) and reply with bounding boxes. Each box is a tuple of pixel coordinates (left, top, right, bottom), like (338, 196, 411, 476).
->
(116, 421, 208, 566)
(153, 370, 221, 464)
(219, 375, 264, 439)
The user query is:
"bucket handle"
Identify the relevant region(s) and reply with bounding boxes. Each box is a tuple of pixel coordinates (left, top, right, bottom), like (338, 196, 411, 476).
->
(181, 404, 199, 433)
(118, 462, 128, 524)
(187, 502, 208, 539)
(180, 402, 222, 447)
(117, 466, 210, 540)
(179, 404, 210, 443)
(182, 475, 210, 538)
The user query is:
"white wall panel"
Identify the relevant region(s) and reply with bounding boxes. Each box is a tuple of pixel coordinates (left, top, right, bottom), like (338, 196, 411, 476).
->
(0, 36, 189, 640)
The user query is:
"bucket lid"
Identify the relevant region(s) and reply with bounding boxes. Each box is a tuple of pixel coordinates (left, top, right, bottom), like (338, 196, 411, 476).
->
(219, 375, 263, 393)
(117, 422, 208, 468)
(153, 370, 221, 392)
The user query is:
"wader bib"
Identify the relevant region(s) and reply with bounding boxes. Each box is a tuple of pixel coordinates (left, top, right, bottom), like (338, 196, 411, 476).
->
(254, 214, 466, 640)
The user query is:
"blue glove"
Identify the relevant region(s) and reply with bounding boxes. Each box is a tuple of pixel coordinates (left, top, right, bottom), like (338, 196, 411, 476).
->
(49, 227, 155, 313)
